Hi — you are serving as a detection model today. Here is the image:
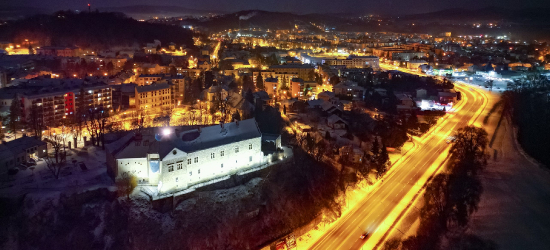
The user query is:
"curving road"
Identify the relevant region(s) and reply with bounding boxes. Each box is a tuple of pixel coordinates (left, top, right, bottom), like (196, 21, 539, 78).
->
(309, 72, 489, 250)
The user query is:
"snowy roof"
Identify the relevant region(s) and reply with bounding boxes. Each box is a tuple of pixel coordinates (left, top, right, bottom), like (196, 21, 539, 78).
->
(1, 136, 47, 156)
(318, 91, 335, 99)
(253, 91, 270, 100)
(307, 99, 324, 107)
(115, 118, 262, 159)
(321, 101, 341, 112)
(327, 114, 347, 125)
(136, 83, 171, 93)
(270, 64, 314, 69)
(157, 118, 261, 158)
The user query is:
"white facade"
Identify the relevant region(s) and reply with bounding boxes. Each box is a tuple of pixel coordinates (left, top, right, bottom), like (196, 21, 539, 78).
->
(113, 118, 264, 194)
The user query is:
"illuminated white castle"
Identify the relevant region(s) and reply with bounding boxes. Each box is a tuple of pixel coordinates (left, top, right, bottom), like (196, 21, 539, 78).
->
(106, 118, 267, 194)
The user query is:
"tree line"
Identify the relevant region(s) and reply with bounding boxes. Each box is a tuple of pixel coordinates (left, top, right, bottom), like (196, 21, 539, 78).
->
(384, 126, 495, 250)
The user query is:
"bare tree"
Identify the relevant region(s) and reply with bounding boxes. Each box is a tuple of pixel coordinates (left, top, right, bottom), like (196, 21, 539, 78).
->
(116, 172, 138, 198)
(44, 134, 67, 179)
(27, 105, 43, 138)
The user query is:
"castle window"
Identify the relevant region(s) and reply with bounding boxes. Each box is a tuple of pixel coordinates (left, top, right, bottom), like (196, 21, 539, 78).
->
(168, 165, 174, 172)
(187, 158, 191, 164)
(189, 171, 192, 176)
(177, 162, 183, 170)
(249, 144, 252, 150)
(176, 177, 179, 182)
(220, 150, 224, 156)
(211, 153, 215, 159)
(249, 156, 252, 162)
(235, 147, 239, 153)
(194, 157, 198, 163)
(198, 169, 200, 174)
(221, 164, 223, 168)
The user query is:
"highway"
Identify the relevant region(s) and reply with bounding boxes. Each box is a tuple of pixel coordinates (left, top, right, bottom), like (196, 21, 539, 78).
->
(309, 65, 489, 250)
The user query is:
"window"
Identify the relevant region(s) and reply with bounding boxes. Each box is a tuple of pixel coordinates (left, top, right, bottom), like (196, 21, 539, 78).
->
(235, 147, 239, 153)
(187, 158, 192, 164)
(221, 164, 223, 168)
(220, 151, 224, 157)
(249, 156, 252, 162)
(211, 153, 215, 159)
(168, 165, 174, 172)
(189, 171, 192, 176)
(249, 144, 252, 150)
(175, 177, 179, 182)
(177, 162, 183, 170)
(198, 169, 201, 174)
(194, 157, 198, 163)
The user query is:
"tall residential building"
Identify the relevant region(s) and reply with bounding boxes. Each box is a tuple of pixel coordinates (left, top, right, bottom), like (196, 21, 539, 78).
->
(0, 78, 112, 128)
(268, 64, 315, 81)
(324, 55, 380, 70)
(135, 83, 172, 115)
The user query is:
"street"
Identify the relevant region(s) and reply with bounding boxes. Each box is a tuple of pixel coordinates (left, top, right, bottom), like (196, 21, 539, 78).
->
(309, 68, 489, 250)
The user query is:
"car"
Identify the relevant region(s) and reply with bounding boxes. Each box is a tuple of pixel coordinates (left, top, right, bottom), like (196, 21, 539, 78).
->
(360, 232, 369, 240)
(445, 136, 457, 144)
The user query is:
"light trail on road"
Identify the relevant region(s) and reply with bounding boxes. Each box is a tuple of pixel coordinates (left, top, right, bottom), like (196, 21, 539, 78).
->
(309, 67, 489, 250)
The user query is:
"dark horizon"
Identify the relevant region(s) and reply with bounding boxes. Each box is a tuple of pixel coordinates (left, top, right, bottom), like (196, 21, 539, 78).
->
(3, 0, 550, 16)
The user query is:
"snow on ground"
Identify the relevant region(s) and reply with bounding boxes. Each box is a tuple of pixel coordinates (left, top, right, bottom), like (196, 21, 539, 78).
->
(0, 145, 113, 198)
(468, 115, 550, 249)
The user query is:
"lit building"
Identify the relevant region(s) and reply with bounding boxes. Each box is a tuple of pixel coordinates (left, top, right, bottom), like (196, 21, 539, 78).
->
(290, 78, 303, 98)
(135, 83, 172, 115)
(333, 80, 365, 100)
(269, 64, 315, 81)
(136, 74, 164, 86)
(106, 118, 265, 194)
(0, 78, 112, 128)
(325, 55, 380, 70)
(35, 46, 79, 57)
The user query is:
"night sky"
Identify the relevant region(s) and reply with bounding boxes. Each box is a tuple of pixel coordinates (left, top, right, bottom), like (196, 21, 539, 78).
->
(10, 0, 550, 15)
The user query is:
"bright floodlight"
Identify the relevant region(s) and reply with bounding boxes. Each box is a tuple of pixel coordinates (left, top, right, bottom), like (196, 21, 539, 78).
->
(162, 128, 171, 136)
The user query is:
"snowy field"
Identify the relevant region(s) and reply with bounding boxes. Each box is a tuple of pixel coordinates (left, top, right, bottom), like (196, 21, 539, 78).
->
(0, 145, 112, 198)
(468, 93, 550, 250)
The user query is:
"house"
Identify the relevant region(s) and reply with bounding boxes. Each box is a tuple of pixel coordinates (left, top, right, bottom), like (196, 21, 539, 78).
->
(106, 118, 266, 194)
(226, 92, 255, 118)
(203, 85, 228, 102)
(438, 90, 458, 104)
(333, 80, 365, 100)
(253, 91, 272, 108)
(0, 135, 47, 175)
(321, 101, 343, 116)
(307, 99, 324, 109)
(327, 114, 347, 129)
(317, 91, 336, 102)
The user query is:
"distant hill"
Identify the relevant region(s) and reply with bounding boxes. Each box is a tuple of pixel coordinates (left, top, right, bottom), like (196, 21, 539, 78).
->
(0, 5, 50, 20)
(97, 5, 223, 19)
(401, 7, 550, 24)
(184, 10, 368, 33)
(0, 11, 194, 49)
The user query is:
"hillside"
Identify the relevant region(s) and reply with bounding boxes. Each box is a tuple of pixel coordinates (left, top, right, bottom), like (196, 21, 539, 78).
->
(400, 7, 550, 24)
(0, 11, 195, 49)
(97, 5, 221, 19)
(184, 10, 367, 32)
